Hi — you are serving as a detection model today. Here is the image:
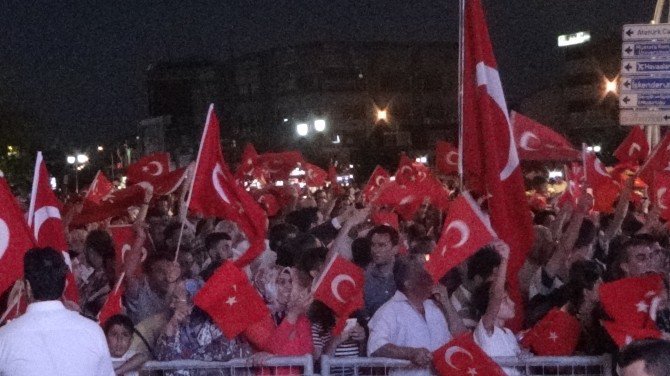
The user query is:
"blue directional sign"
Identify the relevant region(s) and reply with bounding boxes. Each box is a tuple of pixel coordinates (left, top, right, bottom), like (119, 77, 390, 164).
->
(622, 42, 670, 58)
(623, 24, 670, 41)
(621, 60, 670, 74)
(619, 93, 670, 108)
(621, 76, 670, 92)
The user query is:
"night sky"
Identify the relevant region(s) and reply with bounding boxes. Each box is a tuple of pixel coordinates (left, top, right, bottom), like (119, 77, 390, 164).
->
(0, 0, 659, 145)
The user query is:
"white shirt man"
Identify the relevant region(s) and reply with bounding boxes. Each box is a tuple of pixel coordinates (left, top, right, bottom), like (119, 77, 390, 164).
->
(0, 247, 115, 376)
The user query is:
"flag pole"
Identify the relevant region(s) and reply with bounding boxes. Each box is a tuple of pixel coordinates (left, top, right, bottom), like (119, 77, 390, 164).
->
(457, 0, 465, 189)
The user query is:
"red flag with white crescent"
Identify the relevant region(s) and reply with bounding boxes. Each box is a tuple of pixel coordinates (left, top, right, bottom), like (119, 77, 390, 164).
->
(511, 111, 580, 161)
(362, 166, 391, 202)
(460, 0, 533, 330)
(304, 163, 328, 187)
(126, 152, 170, 185)
(432, 333, 505, 376)
(652, 171, 670, 220)
(85, 170, 114, 205)
(583, 149, 620, 213)
(425, 192, 496, 282)
(188, 104, 267, 268)
(97, 274, 125, 326)
(313, 254, 364, 318)
(614, 126, 649, 165)
(435, 141, 460, 175)
(0, 178, 36, 296)
(109, 225, 148, 278)
(638, 132, 670, 185)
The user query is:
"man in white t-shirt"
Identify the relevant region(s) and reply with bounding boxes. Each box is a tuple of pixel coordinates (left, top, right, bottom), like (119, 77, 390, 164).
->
(0, 247, 115, 376)
(368, 256, 467, 376)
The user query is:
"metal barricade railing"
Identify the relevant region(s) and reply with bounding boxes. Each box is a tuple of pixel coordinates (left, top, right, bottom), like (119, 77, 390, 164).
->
(321, 355, 613, 376)
(140, 355, 314, 375)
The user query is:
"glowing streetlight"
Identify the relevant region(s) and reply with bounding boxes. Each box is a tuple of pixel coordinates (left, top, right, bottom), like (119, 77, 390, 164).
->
(76, 154, 89, 164)
(314, 119, 326, 132)
(97, 145, 104, 151)
(604, 77, 617, 95)
(67, 156, 76, 164)
(296, 123, 309, 137)
(376, 109, 388, 122)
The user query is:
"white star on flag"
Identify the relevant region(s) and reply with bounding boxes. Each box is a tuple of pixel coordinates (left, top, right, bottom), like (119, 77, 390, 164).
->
(636, 300, 649, 313)
(645, 290, 657, 298)
(548, 332, 558, 342)
(467, 367, 478, 376)
(142, 166, 149, 172)
(226, 296, 237, 307)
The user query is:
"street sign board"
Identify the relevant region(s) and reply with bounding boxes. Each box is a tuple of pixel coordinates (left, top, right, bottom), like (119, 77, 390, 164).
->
(619, 93, 670, 108)
(621, 76, 670, 92)
(620, 109, 670, 125)
(621, 59, 670, 74)
(623, 24, 670, 41)
(622, 42, 670, 58)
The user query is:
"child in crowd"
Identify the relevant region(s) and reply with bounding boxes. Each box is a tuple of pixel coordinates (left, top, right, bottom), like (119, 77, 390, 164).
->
(104, 314, 149, 376)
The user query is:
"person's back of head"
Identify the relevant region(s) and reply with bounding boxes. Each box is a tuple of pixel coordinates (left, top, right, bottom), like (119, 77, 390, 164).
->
(408, 235, 435, 256)
(268, 222, 299, 252)
(276, 233, 321, 267)
(205, 232, 231, 251)
(295, 246, 329, 285)
(467, 246, 502, 283)
(285, 207, 319, 233)
(351, 237, 372, 269)
(24, 247, 68, 301)
(618, 339, 670, 376)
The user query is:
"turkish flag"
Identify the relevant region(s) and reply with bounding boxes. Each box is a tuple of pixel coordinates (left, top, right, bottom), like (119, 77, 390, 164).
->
(27, 152, 67, 251)
(521, 308, 581, 356)
(599, 274, 664, 330)
(511, 111, 580, 161)
(194, 261, 270, 339)
(257, 193, 281, 217)
(425, 192, 496, 282)
(0, 178, 36, 295)
(435, 141, 459, 175)
(97, 276, 125, 326)
(328, 163, 343, 195)
(394, 154, 430, 186)
(461, 0, 533, 331)
(371, 210, 399, 231)
(109, 225, 147, 278)
(638, 132, 670, 185)
(235, 143, 260, 181)
(126, 152, 170, 185)
(313, 254, 364, 318)
(152, 166, 188, 196)
(372, 181, 423, 221)
(304, 163, 328, 187)
(583, 150, 621, 213)
(188, 104, 267, 269)
(255, 151, 304, 182)
(602, 321, 662, 349)
(71, 185, 146, 226)
(362, 166, 391, 202)
(651, 171, 670, 220)
(433, 333, 505, 376)
(614, 126, 649, 165)
(26, 152, 79, 304)
(85, 171, 114, 205)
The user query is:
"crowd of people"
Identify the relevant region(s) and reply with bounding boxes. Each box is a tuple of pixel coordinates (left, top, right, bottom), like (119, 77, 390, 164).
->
(1, 162, 670, 376)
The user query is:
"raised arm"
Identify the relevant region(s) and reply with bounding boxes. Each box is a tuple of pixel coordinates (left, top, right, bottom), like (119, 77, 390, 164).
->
(481, 240, 509, 335)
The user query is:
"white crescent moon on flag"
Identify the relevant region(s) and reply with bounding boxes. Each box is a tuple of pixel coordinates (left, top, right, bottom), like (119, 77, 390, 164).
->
(658, 188, 668, 210)
(445, 220, 470, 248)
(121, 244, 148, 263)
(446, 151, 459, 166)
(148, 161, 164, 176)
(375, 175, 387, 186)
(33, 206, 61, 242)
(0, 219, 9, 259)
(444, 346, 474, 370)
(212, 164, 232, 204)
(399, 165, 413, 176)
(331, 274, 356, 303)
(628, 143, 641, 156)
(475, 62, 519, 181)
(399, 195, 415, 206)
(594, 160, 609, 177)
(416, 171, 427, 182)
(519, 132, 540, 151)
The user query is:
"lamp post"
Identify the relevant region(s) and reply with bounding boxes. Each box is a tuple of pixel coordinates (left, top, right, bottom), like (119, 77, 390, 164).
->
(67, 153, 89, 193)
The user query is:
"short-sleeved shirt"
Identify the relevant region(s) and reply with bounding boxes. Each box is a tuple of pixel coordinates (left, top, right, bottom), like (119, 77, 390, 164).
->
(0, 301, 115, 376)
(473, 320, 521, 376)
(367, 291, 452, 376)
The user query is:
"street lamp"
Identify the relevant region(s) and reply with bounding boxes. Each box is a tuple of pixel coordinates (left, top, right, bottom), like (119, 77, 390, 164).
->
(66, 156, 76, 164)
(314, 119, 326, 132)
(77, 154, 89, 164)
(376, 109, 388, 122)
(97, 145, 104, 152)
(67, 153, 89, 193)
(296, 123, 309, 137)
(604, 77, 617, 95)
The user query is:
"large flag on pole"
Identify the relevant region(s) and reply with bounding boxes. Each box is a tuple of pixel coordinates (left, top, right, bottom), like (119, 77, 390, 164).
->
(460, 0, 533, 330)
(188, 104, 267, 268)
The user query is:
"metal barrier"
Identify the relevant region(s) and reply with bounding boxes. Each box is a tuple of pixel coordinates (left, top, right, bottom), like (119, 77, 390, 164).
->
(320, 355, 613, 376)
(139, 355, 314, 375)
